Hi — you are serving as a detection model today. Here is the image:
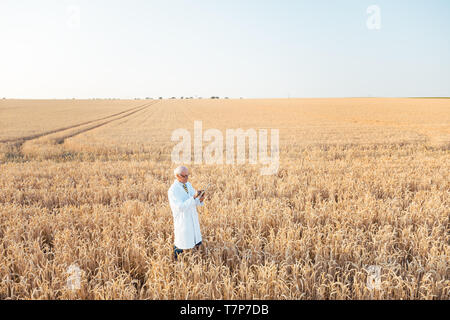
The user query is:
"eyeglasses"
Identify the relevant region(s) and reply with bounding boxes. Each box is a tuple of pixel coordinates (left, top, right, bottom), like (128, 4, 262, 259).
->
(179, 174, 189, 178)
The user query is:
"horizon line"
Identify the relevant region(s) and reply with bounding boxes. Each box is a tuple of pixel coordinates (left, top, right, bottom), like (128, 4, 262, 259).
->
(1, 96, 450, 100)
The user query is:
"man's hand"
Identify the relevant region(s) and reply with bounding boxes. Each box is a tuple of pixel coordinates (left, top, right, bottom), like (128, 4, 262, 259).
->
(199, 192, 205, 203)
(194, 190, 204, 199)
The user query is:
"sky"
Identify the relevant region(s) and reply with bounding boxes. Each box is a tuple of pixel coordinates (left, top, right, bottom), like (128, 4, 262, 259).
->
(0, 0, 449, 99)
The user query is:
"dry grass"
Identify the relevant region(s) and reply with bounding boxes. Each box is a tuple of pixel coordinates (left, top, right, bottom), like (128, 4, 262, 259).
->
(0, 98, 449, 299)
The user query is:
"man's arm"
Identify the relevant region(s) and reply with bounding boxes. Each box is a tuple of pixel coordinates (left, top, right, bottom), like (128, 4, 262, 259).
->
(168, 188, 197, 218)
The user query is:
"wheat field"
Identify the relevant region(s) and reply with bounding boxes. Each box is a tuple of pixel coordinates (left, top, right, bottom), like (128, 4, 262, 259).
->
(0, 98, 448, 300)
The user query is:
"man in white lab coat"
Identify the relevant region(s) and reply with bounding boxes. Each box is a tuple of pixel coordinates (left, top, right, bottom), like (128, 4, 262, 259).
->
(168, 166, 205, 260)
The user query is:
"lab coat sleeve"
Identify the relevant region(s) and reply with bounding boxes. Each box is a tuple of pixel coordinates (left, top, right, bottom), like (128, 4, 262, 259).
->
(168, 188, 196, 219)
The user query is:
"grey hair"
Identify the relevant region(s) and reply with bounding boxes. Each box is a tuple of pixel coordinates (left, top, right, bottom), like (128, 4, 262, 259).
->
(174, 166, 188, 177)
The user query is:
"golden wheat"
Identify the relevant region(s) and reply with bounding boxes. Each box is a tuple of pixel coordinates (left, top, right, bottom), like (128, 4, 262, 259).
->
(0, 98, 448, 299)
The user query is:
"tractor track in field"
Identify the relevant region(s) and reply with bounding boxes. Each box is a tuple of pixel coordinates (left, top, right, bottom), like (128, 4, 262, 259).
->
(0, 101, 159, 160)
(53, 101, 159, 144)
(0, 101, 158, 146)
(108, 99, 161, 128)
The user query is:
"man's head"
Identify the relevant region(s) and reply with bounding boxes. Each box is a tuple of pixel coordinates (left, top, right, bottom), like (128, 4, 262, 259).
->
(174, 166, 189, 184)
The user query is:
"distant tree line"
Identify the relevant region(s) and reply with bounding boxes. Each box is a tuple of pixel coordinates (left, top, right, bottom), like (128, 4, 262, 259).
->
(129, 96, 238, 100)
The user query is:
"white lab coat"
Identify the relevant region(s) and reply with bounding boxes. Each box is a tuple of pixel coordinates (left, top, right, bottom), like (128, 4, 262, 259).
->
(168, 180, 204, 249)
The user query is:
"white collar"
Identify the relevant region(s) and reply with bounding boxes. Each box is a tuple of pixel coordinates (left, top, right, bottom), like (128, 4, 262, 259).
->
(175, 179, 187, 186)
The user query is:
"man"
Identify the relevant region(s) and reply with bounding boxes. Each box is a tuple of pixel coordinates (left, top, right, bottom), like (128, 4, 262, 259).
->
(168, 166, 206, 260)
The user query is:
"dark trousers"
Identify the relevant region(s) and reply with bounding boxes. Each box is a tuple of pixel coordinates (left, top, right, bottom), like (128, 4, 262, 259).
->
(174, 241, 202, 260)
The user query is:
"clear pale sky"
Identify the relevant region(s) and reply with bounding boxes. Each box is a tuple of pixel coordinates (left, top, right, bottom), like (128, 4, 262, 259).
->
(1, 0, 449, 99)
